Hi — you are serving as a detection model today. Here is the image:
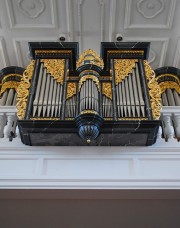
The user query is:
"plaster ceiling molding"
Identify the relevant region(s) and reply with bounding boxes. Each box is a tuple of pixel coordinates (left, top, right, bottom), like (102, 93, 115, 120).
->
(148, 49, 156, 64)
(65, 0, 73, 42)
(26, 51, 31, 62)
(173, 38, 180, 68)
(136, 0, 165, 19)
(109, 0, 116, 42)
(99, 0, 105, 42)
(18, 0, 45, 19)
(13, 37, 57, 68)
(0, 37, 10, 68)
(124, 0, 176, 29)
(77, 0, 105, 53)
(6, 0, 57, 28)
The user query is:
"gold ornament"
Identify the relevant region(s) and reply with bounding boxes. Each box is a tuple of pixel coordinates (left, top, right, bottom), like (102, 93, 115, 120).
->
(30, 118, 60, 120)
(114, 59, 138, 85)
(78, 75, 100, 92)
(35, 50, 72, 55)
(156, 74, 180, 83)
(0, 73, 23, 96)
(66, 82, 77, 99)
(144, 60, 162, 120)
(118, 117, 148, 120)
(102, 82, 112, 100)
(41, 59, 65, 84)
(76, 49, 104, 69)
(0, 81, 20, 96)
(80, 110, 98, 115)
(158, 81, 180, 94)
(16, 60, 35, 119)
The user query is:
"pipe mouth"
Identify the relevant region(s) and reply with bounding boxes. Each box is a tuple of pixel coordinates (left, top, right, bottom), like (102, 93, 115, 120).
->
(75, 113, 104, 143)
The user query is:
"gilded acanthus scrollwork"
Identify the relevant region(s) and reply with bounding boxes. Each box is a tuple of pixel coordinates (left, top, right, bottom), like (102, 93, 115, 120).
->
(0, 81, 20, 96)
(114, 59, 138, 85)
(41, 59, 65, 84)
(66, 82, 77, 100)
(16, 60, 35, 120)
(0, 73, 23, 96)
(102, 82, 112, 100)
(158, 81, 180, 94)
(156, 74, 180, 94)
(76, 49, 104, 69)
(78, 75, 100, 92)
(144, 60, 162, 120)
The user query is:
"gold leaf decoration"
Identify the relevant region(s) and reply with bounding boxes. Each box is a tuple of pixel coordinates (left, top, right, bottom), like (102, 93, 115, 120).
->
(114, 59, 138, 85)
(41, 59, 65, 84)
(0, 81, 20, 96)
(76, 49, 104, 69)
(102, 82, 112, 100)
(30, 118, 60, 120)
(16, 60, 35, 119)
(66, 82, 77, 100)
(144, 60, 162, 120)
(78, 75, 100, 92)
(80, 110, 98, 115)
(159, 81, 180, 94)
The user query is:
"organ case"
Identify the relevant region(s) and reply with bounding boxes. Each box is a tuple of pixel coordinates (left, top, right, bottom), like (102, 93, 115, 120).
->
(17, 42, 162, 146)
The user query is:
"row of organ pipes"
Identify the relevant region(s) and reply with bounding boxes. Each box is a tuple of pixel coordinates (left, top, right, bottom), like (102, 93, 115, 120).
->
(116, 63, 145, 118)
(102, 95, 113, 118)
(0, 89, 17, 106)
(33, 63, 64, 118)
(0, 62, 180, 141)
(0, 68, 179, 113)
(79, 79, 99, 113)
(162, 89, 180, 106)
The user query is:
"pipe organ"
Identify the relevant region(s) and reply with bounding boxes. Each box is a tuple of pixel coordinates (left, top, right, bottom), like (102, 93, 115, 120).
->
(0, 67, 25, 106)
(155, 67, 180, 106)
(16, 42, 162, 146)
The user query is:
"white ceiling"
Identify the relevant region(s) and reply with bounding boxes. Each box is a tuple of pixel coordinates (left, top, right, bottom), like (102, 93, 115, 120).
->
(0, 0, 180, 70)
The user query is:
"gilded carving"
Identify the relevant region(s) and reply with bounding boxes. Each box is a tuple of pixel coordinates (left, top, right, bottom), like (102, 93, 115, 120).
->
(0, 81, 20, 96)
(30, 118, 60, 120)
(2, 73, 22, 83)
(0, 73, 23, 95)
(76, 49, 104, 69)
(41, 59, 65, 84)
(66, 82, 77, 100)
(118, 117, 148, 120)
(144, 60, 162, 120)
(114, 59, 138, 85)
(102, 82, 112, 100)
(80, 110, 98, 115)
(156, 74, 179, 82)
(35, 50, 72, 55)
(78, 75, 100, 92)
(108, 50, 144, 55)
(65, 118, 74, 120)
(16, 60, 35, 119)
(159, 81, 180, 94)
(156, 74, 180, 94)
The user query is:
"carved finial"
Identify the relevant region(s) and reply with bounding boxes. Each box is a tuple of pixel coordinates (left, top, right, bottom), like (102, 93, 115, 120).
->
(76, 49, 104, 69)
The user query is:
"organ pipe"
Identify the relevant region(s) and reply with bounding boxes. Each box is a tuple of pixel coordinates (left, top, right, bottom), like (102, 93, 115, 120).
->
(115, 61, 147, 118)
(16, 42, 164, 146)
